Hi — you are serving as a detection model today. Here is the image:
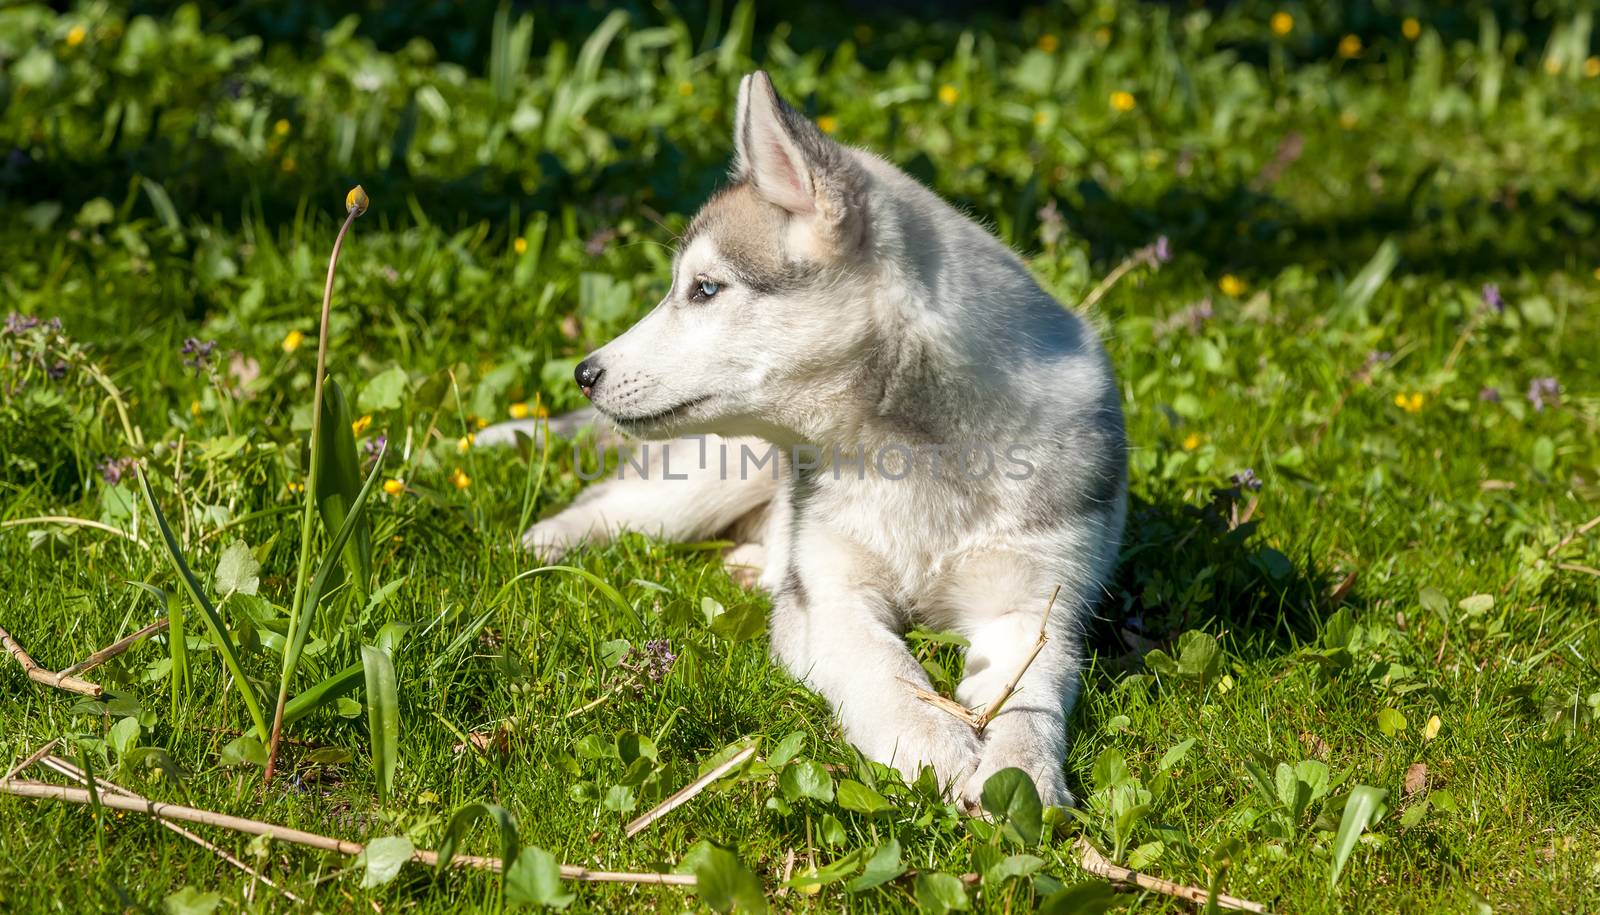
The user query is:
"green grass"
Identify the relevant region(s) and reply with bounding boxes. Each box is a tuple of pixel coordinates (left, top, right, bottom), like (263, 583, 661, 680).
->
(3, 1, 1599, 912)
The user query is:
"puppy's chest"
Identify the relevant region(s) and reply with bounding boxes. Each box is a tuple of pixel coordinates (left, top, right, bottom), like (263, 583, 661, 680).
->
(785, 469, 992, 598)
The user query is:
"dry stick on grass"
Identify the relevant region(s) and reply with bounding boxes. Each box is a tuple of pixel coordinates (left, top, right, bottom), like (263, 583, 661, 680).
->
(0, 624, 104, 697)
(2, 739, 60, 785)
(56, 618, 170, 680)
(624, 745, 758, 838)
(1, 781, 695, 886)
(904, 586, 1062, 735)
(1, 515, 149, 549)
(39, 756, 304, 905)
(1074, 837, 1268, 914)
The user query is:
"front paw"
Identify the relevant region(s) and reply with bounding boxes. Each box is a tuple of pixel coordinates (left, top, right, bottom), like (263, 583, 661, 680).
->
(853, 707, 981, 795)
(960, 745, 1074, 813)
(521, 518, 579, 561)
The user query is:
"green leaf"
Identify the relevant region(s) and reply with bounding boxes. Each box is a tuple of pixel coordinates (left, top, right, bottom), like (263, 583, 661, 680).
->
(1377, 707, 1407, 737)
(162, 886, 221, 915)
(1330, 786, 1389, 887)
(1457, 593, 1494, 615)
(220, 735, 267, 768)
(361, 644, 400, 804)
(506, 846, 576, 909)
(836, 779, 891, 816)
(1339, 237, 1398, 319)
(817, 813, 846, 846)
(914, 873, 969, 913)
(679, 841, 767, 914)
(109, 716, 141, 757)
(1418, 587, 1451, 624)
(1039, 880, 1119, 914)
(845, 839, 904, 893)
(135, 467, 268, 739)
(359, 836, 415, 888)
(980, 768, 1044, 846)
(602, 784, 637, 812)
(315, 378, 372, 594)
(436, 802, 520, 879)
(358, 366, 410, 414)
(1091, 748, 1129, 792)
(778, 759, 835, 803)
(767, 731, 806, 770)
(212, 540, 260, 596)
(1175, 630, 1222, 684)
(1157, 738, 1196, 771)
(983, 853, 1044, 885)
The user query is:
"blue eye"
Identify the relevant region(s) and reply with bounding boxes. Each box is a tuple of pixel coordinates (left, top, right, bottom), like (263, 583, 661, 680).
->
(693, 278, 721, 301)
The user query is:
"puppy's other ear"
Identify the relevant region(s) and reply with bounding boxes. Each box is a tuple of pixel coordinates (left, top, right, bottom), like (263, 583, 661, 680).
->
(732, 71, 865, 254)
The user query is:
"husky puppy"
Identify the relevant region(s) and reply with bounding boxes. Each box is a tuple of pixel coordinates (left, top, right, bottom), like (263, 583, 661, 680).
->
(481, 72, 1125, 807)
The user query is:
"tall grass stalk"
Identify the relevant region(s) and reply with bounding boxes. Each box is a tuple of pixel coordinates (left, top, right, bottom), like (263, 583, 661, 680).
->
(264, 186, 369, 782)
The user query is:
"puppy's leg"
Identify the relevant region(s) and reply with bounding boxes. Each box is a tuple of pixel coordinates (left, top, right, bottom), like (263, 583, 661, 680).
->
(525, 435, 776, 559)
(772, 534, 980, 792)
(938, 549, 1082, 809)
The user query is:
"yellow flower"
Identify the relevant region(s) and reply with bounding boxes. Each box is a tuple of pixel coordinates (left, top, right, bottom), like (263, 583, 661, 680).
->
(1182, 433, 1202, 451)
(282, 329, 304, 353)
(1270, 12, 1293, 37)
(382, 478, 405, 496)
(273, 119, 291, 137)
(676, 81, 694, 97)
(474, 415, 489, 430)
(1218, 274, 1247, 297)
(509, 402, 531, 419)
(513, 237, 528, 254)
(190, 399, 203, 417)
(345, 185, 369, 217)
(1593, 266, 1600, 281)
(1544, 57, 1563, 76)
(450, 468, 471, 490)
(1218, 673, 1235, 694)
(1585, 56, 1600, 78)
(1393, 392, 1424, 413)
(1037, 34, 1059, 53)
(1402, 18, 1421, 41)
(937, 84, 959, 106)
(1422, 714, 1441, 741)
(1094, 27, 1111, 46)
(281, 156, 297, 173)
(66, 24, 87, 47)
(1109, 90, 1136, 113)
(1338, 34, 1362, 59)
(1338, 110, 1359, 130)
(351, 414, 373, 437)
(1032, 110, 1049, 128)
(457, 433, 475, 454)
(816, 115, 839, 135)
(287, 481, 304, 494)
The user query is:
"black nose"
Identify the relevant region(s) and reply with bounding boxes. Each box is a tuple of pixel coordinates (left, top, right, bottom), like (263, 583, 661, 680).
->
(574, 359, 603, 398)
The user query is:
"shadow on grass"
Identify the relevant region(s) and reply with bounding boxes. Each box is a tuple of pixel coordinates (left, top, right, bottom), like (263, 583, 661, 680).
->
(1091, 484, 1352, 669)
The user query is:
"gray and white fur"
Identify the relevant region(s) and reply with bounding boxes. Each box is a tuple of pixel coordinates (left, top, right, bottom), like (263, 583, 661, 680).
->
(480, 72, 1126, 807)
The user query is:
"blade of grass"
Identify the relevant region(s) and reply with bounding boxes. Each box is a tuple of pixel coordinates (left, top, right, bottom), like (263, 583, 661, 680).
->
(492, 565, 643, 631)
(361, 644, 400, 805)
(134, 467, 268, 740)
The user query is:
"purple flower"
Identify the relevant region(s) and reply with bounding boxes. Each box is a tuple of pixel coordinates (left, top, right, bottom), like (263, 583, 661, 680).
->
(1479, 386, 1500, 402)
(1230, 468, 1263, 491)
(181, 338, 218, 375)
(619, 639, 677, 690)
(1153, 235, 1172, 264)
(1527, 377, 1560, 412)
(98, 456, 135, 484)
(4, 312, 40, 335)
(1481, 283, 1504, 313)
(46, 360, 68, 381)
(364, 434, 387, 463)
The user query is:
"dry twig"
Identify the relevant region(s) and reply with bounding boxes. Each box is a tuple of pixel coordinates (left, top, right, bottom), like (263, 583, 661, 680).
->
(1, 781, 694, 886)
(625, 745, 757, 838)
(40, 756, 304, 904)
(907, 586, 1061, 734)
(0, 624, 104, 696)
(1074, 836, 1268, 913)
(56, 619, 169, 679)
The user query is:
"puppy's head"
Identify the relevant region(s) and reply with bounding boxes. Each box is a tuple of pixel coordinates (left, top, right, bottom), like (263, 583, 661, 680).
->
(573, 71, 873, 440)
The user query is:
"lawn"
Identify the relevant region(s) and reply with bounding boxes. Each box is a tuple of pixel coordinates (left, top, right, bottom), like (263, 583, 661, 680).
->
(2, 1, 1598, 912)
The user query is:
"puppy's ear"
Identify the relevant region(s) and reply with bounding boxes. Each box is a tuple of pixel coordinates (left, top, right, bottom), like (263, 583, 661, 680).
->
(732, 71, 865, 254)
